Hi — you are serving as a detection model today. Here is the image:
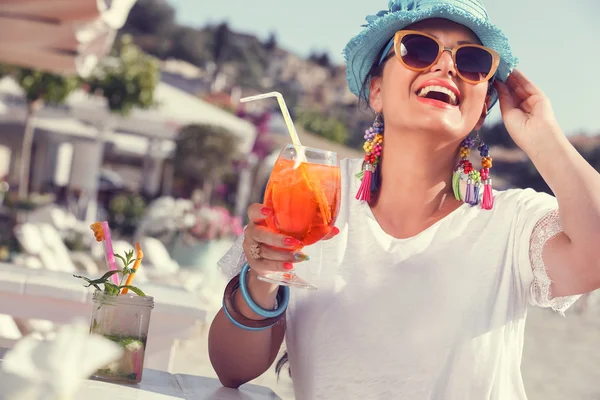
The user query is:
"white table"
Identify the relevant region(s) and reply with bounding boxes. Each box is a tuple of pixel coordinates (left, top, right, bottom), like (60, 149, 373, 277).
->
(81, 369, 282, 400)
(0, 263, 207, 372)
(0, 348, 282, 400)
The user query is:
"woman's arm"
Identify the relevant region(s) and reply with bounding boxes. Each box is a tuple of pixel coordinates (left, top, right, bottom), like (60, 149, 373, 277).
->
(523, 130, 600, 297)
(496, 70, 600, 297)
(208, 270, 285, 388)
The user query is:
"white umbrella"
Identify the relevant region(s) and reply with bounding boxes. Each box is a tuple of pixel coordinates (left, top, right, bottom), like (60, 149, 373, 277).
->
(0, 0, 137, 76)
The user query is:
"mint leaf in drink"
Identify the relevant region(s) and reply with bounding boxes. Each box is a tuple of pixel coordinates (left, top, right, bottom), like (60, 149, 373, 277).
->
(119, 337, 144, 352)
(115, 250, 135, 268)
(74, 248, 148, 297)
(119, 285, 145, 297)
(114, 253, 127, 267)
(104, 282, 120, 295)
(73, 274, 102, 291)
(98, 270, 121, 282)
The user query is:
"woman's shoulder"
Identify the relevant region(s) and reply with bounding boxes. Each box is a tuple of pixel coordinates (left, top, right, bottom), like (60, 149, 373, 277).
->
(493, 187, 555, 203)
(491, 187, 557, 215)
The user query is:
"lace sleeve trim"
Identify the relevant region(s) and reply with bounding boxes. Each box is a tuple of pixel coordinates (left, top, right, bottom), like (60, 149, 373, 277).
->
(529, 210, 580, 315)
(218, 232, 247, 279)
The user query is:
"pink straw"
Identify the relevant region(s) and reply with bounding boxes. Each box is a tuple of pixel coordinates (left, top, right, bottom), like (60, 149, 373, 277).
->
(101, 221, 120, 285)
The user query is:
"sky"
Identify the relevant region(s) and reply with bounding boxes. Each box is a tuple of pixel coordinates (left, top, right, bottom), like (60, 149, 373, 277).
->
(170, 0, 599, 135)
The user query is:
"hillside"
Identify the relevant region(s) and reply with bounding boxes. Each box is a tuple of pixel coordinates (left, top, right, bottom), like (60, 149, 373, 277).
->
(121, 0, 600, 194)
(121, 0, 371, 146)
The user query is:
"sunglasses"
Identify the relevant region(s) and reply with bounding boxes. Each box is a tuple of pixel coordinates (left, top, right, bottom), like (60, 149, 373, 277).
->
(387, 30, 500, 84)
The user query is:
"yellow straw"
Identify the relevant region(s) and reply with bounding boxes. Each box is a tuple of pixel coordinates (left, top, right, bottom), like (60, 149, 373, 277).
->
(240, 91, 330, 224)
(240, 92, 302, 147)
(121, 242, 143, 295)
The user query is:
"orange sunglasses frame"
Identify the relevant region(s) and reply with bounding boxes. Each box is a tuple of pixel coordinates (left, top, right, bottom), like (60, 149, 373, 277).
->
(393, 30, 501, 84)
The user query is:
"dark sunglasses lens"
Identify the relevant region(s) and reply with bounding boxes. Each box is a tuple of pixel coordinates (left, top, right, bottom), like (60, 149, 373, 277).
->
(400, 34, 439, 68)
(456, 47, 493, 81)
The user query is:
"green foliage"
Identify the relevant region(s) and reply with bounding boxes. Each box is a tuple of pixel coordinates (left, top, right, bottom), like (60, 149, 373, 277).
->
(84, 34, 160, 116)
(108, 193, 146, 237)
(264, 32, 278, 51)
(114, 249, 137, 276)
(174, 124, 240, 188)
(1, 65, 80, 105)
(168, 26, 212, 65)
(308, 51, 332, 68)
(211, 23, 231, 64)
(73, 249, 145, 296)
(123, 3, 269, 85)
(235, 44, 268, 89)
(297, 109, 349, 144)
(124, 0, 176, 37)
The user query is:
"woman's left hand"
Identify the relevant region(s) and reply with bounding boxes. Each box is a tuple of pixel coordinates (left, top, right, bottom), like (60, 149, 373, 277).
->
(495, 68, 562, 149)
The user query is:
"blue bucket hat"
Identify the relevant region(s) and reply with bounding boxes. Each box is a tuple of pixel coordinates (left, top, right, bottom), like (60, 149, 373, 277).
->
(343, 0, 517, 110)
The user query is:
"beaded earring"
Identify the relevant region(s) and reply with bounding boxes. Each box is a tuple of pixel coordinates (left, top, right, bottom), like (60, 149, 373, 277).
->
(452, 133, 494, 210)
(356, 114, 383, 202)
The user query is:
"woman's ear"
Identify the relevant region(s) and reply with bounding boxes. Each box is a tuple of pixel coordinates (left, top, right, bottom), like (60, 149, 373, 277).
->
(369, 76, 383, 113)
(474, 96, 491, 130)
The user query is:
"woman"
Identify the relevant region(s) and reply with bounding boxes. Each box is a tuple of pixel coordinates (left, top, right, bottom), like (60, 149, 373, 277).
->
(209, 0, 599, 398)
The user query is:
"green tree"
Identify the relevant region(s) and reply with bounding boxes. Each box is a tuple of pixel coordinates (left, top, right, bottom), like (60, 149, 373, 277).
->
(124, 0, 176, 36)
(212, 23, 231, 65)
(309, 51, 332, 68)
(174, 124, 239, 201)
(235, 42, 268, 89)
(168, 26, 211, 66)
(84, 34, 160, 116)
(120, 0, 178, 58)
(264, 32, 278, 51)
(0, 66, 80, 199)
(209, 22, 232, 86)
(297, 109, 349, 144)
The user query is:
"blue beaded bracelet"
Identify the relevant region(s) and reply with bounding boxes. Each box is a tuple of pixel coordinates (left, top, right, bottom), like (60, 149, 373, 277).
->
(240, 262, 290, 318)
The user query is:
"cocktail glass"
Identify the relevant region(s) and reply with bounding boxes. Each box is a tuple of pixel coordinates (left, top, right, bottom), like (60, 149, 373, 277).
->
(258, 144, 341, 290)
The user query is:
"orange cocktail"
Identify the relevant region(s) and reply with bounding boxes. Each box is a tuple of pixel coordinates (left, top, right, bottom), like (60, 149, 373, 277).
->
(258, 145, 340, 289)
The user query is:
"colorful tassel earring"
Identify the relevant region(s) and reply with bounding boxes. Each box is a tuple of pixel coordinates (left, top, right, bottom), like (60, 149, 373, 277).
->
(452, 134, 493, 210)
(478, 142, 494, 210)
(356, 114, 383, 202)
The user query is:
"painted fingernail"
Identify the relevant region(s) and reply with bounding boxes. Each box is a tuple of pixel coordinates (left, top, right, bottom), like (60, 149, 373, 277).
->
(293, 252, 310, 262)
(260, 207, 272, 216)
(331, 227, 340, 236)
(283, 237, 302, 246)
(283, 262, 294, 270)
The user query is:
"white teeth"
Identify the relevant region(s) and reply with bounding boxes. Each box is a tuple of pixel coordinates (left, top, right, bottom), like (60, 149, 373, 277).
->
(417, 85, 458, 105)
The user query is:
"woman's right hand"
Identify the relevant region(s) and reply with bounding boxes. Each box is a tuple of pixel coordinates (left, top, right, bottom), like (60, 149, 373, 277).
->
(243, 204, 307, 276)
(243, 203, 340, 276)
(238, 203, 339, 315)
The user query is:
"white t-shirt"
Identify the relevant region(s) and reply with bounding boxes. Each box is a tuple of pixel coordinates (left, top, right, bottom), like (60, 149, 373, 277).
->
(219, 158, 580, 400)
